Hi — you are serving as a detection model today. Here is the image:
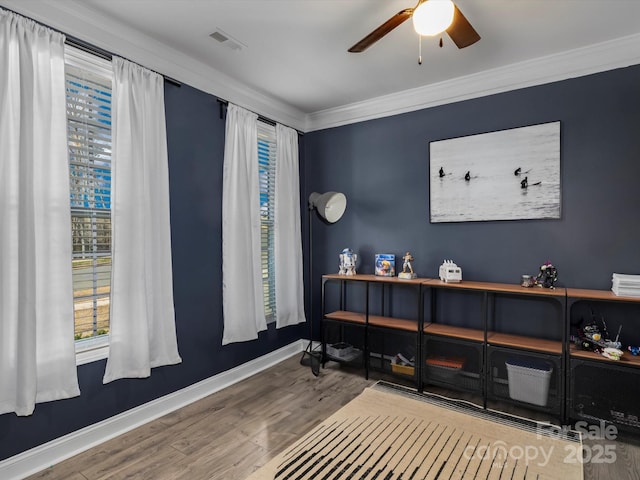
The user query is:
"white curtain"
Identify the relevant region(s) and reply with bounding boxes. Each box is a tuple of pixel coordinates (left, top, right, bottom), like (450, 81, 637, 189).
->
(0, 10, 80, 415)
(222, 104, 267, 344)
(103, 57, 181, 383)
(274, 124, 306, 329)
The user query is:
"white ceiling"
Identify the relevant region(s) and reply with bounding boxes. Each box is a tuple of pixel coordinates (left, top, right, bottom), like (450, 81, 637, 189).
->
(3, 0, 640, 131)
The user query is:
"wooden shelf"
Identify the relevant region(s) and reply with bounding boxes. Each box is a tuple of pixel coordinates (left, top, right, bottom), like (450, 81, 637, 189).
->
(424, 279, 566, 297)
(423, 323, 484, 342)
(322, 274, 640, 430)
(570, 345, 640, 367)
(487, 332, 562, 354)
(567, 288, 640, 303)
(323, 273, 426, 285)
(324, 310, 366, 325)
(324, 311, 419, 331)
(368, 315, 420, 332)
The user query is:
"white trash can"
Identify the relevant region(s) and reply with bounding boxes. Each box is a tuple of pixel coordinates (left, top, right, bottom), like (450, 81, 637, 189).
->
(506, 357, 553, 407)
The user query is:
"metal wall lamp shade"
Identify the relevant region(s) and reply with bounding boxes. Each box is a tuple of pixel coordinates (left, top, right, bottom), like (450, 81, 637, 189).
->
(308, 191, 347, 223)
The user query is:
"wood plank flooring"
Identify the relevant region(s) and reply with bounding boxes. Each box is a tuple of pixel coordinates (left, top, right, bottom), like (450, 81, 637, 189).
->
(26, 355, 640, 479)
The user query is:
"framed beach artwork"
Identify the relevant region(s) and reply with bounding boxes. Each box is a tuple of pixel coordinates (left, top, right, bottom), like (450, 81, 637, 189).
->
(429, 121, 561, 223)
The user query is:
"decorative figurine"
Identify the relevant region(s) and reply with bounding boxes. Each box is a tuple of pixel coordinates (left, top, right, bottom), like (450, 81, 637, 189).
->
(628, 346, 640, 356)
(535, 261, 558, 289)
(439, 260, 462, 283)
(339, 248, 357, 276)
(398, 252, 417, 279)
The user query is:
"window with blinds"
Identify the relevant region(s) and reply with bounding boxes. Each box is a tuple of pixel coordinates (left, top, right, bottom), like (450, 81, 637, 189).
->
(65, 53, 113, 347)
(258, 121, 276, 323)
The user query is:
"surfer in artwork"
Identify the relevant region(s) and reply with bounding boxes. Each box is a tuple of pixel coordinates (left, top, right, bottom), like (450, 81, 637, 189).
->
(464, 171, 471, 181)
(439, 167, 445, 178)
(521, 176, 541, 188)
(515, 167, 532, 176)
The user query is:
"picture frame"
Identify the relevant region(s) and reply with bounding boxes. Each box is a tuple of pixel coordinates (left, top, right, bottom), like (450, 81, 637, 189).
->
(429, 121, 561, 223)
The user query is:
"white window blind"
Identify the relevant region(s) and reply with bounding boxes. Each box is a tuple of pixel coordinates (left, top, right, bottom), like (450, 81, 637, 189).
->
(258, 121, 276, 323)
(65, 50, 113, 348)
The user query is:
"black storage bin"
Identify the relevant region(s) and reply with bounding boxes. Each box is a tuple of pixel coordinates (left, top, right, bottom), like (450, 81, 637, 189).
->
(423, 336, 482, 393)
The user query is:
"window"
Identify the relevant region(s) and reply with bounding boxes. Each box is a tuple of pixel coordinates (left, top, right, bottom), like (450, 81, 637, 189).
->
(258, 121, 276, 323)
(65, 47, 113, 352)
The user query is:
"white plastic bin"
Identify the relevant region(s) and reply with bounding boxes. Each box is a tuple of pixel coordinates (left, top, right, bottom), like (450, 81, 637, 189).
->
(506, 357, 553, 407)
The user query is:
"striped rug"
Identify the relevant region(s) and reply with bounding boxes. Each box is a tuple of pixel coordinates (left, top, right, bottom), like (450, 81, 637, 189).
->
(246, 382, 583, 480)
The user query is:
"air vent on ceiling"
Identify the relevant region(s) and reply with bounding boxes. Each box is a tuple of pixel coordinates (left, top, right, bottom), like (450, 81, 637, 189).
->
(209, 29, 246, 52)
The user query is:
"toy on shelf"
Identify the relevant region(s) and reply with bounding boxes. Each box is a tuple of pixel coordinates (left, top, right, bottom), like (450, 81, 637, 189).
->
(535, 261, 558, 289)
(439, 260, 462, 283)
(572, 308, 623, 360)
(628, 346, 640, 356)
(399, 252, 417, 279)
(602, 347, 624, 361)
(338, 248, 358, 276)
(375, 254, 395, 277)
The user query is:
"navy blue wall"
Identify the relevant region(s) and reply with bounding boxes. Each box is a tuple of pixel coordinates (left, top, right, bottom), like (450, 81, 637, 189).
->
(0, 82, 306, 461)
(305, 65, 640, 330)
(3, 62, 640, 464)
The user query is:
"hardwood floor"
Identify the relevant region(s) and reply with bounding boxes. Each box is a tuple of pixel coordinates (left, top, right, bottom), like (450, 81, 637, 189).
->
(26, 355, 640, 479)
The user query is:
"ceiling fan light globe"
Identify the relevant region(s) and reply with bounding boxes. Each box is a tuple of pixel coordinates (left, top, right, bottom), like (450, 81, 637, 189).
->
(412, 0, 455, 36)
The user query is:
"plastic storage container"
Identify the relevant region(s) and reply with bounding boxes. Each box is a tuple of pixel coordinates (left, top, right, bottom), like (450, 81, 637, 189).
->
(326, 342, 360, 362)
(506, 357, 553, 406)
(425, 355, 465, 383)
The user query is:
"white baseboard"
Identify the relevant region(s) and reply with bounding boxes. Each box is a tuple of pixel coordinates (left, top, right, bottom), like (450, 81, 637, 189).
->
(0, 340, 308, 480)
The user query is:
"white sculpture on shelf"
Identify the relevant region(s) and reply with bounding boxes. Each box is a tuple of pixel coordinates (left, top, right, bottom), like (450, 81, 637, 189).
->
(339, 248, 358, 276)
(439, 259, 462, 283)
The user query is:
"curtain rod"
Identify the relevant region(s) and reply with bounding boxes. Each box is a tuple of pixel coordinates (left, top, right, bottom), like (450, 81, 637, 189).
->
(65, 36, 181, 87)
(1, 6, 181, 87)
(3, 7, 304, 131)
(217, 99, 303, 136)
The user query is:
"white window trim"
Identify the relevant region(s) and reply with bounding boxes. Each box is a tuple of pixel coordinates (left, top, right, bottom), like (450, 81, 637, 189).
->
(65, 45, 112, 78)
(76, 339, 109, 365)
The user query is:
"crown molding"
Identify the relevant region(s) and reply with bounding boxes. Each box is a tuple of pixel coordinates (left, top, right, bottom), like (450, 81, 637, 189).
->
(0, 0, 307, 131)
(2, 1, 640, 134)
(304, 33, 640, 132)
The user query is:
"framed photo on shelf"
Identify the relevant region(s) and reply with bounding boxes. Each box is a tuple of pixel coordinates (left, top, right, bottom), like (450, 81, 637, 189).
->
(429, 121, 561, 223)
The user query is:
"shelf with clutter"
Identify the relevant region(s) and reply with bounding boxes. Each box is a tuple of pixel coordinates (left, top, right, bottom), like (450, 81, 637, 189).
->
(566, 285, 640, 432)
(321, 251, 425, 385)
(320, 253, 640, 430)
(422, 261, 566, 417)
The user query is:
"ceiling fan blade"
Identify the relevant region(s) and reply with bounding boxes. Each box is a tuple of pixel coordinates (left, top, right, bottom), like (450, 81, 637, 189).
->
(348, 8, 413, 53)
(446, 4, 480, 49)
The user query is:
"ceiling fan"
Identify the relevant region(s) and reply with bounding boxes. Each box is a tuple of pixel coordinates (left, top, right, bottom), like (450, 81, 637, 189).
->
(348, 0, 480, 53)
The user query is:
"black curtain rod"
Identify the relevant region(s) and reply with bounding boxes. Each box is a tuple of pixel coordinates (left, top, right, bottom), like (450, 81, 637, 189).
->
(1, 6, 181, 87)
(217, 99, 303, 136)
(65, 36, 182, 87)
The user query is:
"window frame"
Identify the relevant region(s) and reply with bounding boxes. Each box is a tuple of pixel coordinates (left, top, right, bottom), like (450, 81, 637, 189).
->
(65, 46, 113, 365)
(257, 120, 277, 324)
